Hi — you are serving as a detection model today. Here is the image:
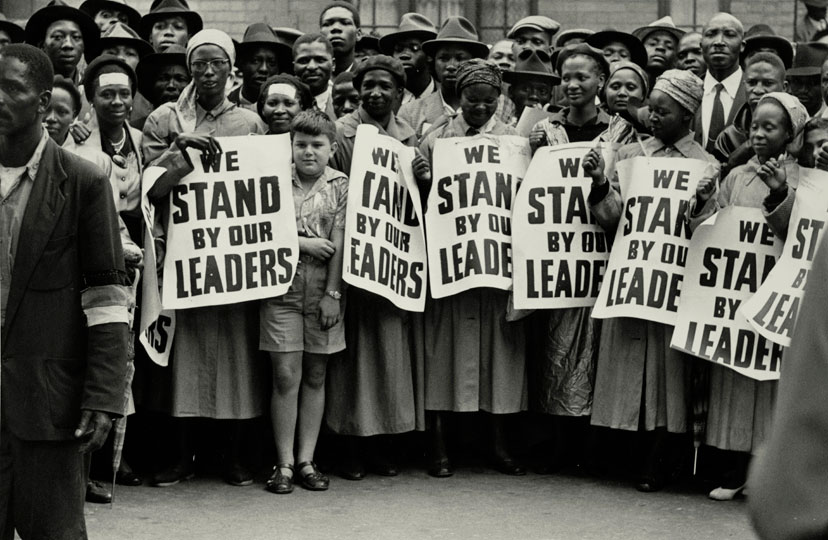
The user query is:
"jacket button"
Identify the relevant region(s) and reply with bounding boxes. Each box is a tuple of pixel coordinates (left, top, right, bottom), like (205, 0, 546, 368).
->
(120, 194, 126, 199)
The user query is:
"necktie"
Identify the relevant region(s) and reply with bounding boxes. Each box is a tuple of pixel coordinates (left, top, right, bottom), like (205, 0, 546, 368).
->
(466, 127, 479, 136)
(707, 83, 725, 153)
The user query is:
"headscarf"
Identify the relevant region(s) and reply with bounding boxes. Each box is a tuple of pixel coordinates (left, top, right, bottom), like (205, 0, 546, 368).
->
(652, 68, 703, 114)
(757, 92, 809, 155)
(607, 60, 650, 97)
(176, 29, 236, 132)
(455, 59, 501, 95)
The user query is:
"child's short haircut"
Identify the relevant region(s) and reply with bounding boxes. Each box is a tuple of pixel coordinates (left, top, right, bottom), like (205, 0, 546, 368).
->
(746, 52, 786, 78)
(800, 116, 828, 167)
(290, 109, 338, 142)
(333, 71, 355, 86)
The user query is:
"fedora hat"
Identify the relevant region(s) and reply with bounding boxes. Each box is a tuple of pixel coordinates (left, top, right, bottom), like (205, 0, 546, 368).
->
(555, 28, 594, 48)
(421, 16, 489, 59)
(741, 28, 794, 69)
(788, 41, 828, 76)
(0, 14, 24, 44)
(100, 21, 153, 58)
(272, 27, 303, 47)
(235, 22, 292, 73)
(633, 16, 685, 44)
(356, 33, 380, 53)
(378, 13, 437, 54)
(25, 1, 100, 61)
(135, 43, 187, 99)
(503, 48, 560, 85)
(587, 29, 648, 69)
(79, 0, 141, 31)
(803, 0, 828, 7)
(139, 0, 202, 41)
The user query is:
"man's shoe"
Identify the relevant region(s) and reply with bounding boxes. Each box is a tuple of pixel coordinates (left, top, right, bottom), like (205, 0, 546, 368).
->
(86, 480, 112, 504)
(427, 457, 454, 478)
(224, 462, 254, 486)
(150, 463, 195, 487)
(339, 455, 366, 481)
(492, 456, 527, 476)
(115, 470, 143, 486)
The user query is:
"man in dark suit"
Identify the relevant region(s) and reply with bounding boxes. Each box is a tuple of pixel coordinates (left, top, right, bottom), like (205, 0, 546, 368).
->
(695, 12, 746, 153)
(0, 44, 129, 539)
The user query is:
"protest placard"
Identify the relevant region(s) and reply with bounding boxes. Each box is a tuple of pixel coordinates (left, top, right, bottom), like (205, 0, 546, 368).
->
(512, 142, 610, 309)
(592, 156, 712, 324)
(139, 166, 175, 366)
(343, 125, 427, 311)
(426, 134, 531, 298)
(671, 207, 783, 381)
(740, 167, 828, 347)
(161, 135, 298, 309)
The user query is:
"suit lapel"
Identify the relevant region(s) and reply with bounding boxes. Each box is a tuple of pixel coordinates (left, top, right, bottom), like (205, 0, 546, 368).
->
(727, 75, 747, 124)
(3, 140, 67, 334)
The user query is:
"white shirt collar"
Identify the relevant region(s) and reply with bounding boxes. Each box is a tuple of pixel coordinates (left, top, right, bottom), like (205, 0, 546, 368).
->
(703, 67, 743, 98)
(314, 80, 333, 111)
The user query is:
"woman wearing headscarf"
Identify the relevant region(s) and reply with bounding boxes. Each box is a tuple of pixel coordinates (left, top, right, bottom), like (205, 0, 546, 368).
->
(417, 59, 527, 477)
(141, 28, 266, 488)
(256, 74, 313, 135)
(690, 92, 808, 500)
(581, 69, 719, 492)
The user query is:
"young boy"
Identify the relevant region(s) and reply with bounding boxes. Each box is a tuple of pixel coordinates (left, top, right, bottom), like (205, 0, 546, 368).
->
(261, 109, 347, 494)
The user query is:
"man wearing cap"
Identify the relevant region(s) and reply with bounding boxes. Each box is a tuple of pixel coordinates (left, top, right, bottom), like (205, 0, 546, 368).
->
(796, 0, 828, 43)
(555, 29, 594, 50)
(140, 0, 202, 53)
(80, 0, 141, 33)
(319, 1, 361, 76)
(505, 48, 560, 125)
(507, 15, 560, 56)
(0, 16, 24, 51)
(229, 23, 292, 113)
(379, 13, 438, 108)
(25, 0, 100, 84)
(0, 43, 129, 539)
(677, 32, 706, 78)
(788, 42, 828, 116)
(587, 29, 648, 68)
(697, 12, 746, 154)
(583, 68, 718, 493)
(398, 16, 511, 140)
(325, 54, 421, 480)
(633, 16, 685, 86)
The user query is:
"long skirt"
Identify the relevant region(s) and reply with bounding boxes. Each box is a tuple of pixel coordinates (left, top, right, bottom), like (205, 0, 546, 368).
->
(705, 366, 776, 452)
(325, 290, 424, 436)
(590, 317, 690, 432)
(424, 288, 527, 414)
(529, 307, 597, 417)
(137, 302, 266, 419)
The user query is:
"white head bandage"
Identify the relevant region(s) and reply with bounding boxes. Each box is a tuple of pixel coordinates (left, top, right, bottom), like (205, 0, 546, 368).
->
(267, 83, 296, 99)
(98, 72, 130, 88)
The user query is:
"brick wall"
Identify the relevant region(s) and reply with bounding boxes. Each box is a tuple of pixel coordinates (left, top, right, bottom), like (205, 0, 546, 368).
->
(0, 0, 805, 41)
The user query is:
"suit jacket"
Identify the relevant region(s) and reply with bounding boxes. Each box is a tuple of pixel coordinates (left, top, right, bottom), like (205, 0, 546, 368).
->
(1, 138, 129, 441)
(693, 73, 747, 149)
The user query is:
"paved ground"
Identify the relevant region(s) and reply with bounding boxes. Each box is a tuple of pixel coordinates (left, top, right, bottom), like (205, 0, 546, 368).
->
(85, 468, 756, 540)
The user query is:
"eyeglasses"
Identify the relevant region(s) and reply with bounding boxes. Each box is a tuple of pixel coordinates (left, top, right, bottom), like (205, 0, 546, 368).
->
(190, 58, 230, 73)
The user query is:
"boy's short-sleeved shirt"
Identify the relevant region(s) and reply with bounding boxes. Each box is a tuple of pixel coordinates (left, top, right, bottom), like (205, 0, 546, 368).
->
(291, 164, 349, 240)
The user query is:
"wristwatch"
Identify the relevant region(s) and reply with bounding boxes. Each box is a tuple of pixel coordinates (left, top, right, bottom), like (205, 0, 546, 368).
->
(326, 290, 342, 300)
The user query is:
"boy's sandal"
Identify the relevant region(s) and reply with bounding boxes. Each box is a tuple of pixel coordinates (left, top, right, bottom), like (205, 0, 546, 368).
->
(297, 461, 329, 491)
(265, 464, 294, 494)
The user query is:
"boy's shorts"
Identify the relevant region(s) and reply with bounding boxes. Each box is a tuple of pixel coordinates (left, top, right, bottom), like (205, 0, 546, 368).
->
(260, 256, 345, 354)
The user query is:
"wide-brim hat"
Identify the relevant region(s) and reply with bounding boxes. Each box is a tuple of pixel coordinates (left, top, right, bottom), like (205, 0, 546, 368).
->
(587, 29, 648, 69)
(555, 28, 594, 48)
(24, 0, 101, 61)
(139, 0, 203, 41)
(136, 43, 187, 98)
(788, 41, 828, 76)
(503, 48, 560, 85)
(741, 34, 794, 69)
(356, 33, 380, 53)
(803, 0, 828, 7)
(632, 16, 685, 44)
(82, 53, 137, 101)
(100, 21, 154, 58)
(0, 17, 24, 43)
(421, 16, 489, 59)
(272, 27, 303, 47)
(555, 42, 610, 77)
(235, 22, 292, 73)
(79, 0, 141, 31)
(378, 12, 437, 54)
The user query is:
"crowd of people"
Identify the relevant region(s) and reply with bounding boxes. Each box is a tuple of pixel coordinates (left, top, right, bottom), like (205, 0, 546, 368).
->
(2, 0, 828, 537)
